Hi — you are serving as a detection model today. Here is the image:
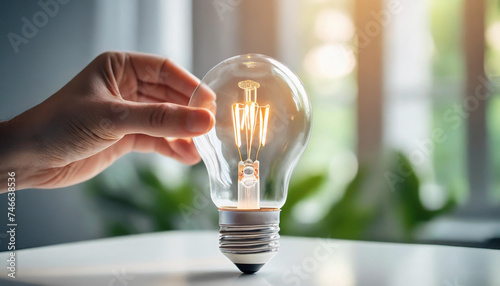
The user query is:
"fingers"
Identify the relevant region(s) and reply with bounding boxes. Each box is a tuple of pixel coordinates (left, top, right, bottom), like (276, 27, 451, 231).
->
(126, 52, 217, 112)
(137, 81, 190, 105)
(126, 135, 200, 165)
(125, 52, 200, 97)
(167, 138, 200, 164)
(189, 82, 217, 115)
(118, 101, 214, 138)
(36, 134, 201, 189)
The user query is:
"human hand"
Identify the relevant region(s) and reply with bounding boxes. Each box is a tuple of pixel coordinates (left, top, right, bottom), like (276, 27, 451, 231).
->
(0, 52, 215, 192)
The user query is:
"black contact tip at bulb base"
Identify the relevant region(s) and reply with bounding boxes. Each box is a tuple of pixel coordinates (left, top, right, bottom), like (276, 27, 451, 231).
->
(235, 263, 265, 274)
(218, 208, 280, 274)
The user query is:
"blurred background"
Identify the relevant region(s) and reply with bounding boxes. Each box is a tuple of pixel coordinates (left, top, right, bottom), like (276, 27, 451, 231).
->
(0, 0, 499, 250)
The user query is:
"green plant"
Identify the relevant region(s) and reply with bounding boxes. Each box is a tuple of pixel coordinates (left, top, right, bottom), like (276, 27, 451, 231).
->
(281, 152, 456, 242)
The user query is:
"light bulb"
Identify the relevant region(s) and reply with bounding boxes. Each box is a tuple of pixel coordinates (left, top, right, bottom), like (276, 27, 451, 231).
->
(190, 54, 312, 274)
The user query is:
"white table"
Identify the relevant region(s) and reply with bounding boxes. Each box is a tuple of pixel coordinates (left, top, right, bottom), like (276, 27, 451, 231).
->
(1, 231, 499, 286)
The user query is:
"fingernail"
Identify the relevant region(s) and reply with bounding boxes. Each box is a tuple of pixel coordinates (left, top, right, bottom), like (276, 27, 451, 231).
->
(186, 109, 213, 133)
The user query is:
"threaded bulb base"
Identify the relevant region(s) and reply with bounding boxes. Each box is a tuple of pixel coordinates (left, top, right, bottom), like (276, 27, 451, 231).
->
(218, 208, 280, 274)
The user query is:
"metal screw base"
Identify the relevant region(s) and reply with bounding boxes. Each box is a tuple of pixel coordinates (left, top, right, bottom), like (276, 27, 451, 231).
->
(218, 208, 280, 274)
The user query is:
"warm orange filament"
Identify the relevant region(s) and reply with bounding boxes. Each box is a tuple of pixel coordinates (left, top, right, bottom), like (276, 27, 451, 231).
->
(231, 80, 270, 162)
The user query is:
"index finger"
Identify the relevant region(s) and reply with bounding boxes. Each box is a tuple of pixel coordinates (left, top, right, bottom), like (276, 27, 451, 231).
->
(126, 52, 200, 97)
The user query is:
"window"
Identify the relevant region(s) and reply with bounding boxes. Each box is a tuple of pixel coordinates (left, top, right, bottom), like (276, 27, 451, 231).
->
(486, 0, 500, 201)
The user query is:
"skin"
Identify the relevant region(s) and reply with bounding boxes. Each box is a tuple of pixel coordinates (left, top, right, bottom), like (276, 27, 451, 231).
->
(0, 52, 216, 192)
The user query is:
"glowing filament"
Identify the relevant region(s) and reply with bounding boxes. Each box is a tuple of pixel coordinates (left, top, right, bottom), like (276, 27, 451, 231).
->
(232, 80, 270, 162)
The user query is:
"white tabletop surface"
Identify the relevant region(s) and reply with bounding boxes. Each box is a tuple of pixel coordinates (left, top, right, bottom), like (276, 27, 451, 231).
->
(0, 230, 499, 286)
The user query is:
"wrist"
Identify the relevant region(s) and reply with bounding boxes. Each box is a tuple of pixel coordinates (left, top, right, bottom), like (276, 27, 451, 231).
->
(0, 118, 40, 191)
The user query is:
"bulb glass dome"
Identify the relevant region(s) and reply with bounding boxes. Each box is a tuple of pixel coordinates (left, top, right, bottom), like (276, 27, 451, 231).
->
(190, 54, 312, 210)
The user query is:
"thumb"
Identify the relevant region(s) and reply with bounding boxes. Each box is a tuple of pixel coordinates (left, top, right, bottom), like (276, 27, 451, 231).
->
(119, 102, 215, 138)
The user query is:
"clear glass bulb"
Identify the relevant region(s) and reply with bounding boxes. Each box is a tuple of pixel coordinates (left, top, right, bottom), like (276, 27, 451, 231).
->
(190, 54, 312, 209)
(189, 54, 312, 273)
